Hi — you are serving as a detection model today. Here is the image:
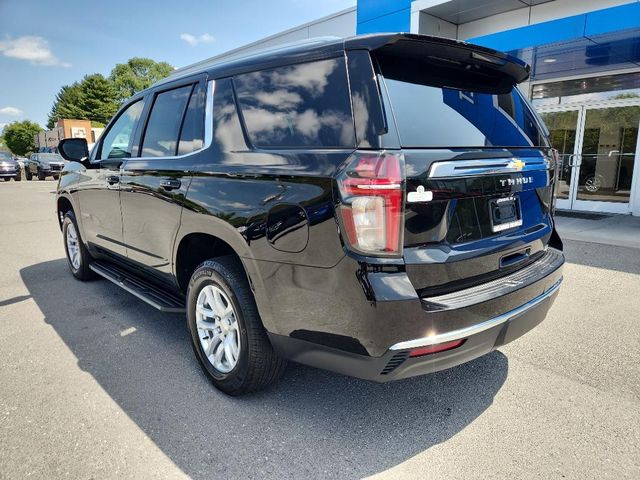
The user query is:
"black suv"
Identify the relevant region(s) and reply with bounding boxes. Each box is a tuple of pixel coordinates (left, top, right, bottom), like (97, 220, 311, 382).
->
(56, 33, 564, 395)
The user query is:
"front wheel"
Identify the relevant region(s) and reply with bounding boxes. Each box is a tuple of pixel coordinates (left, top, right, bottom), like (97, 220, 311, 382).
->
(37, 169, 45, 181)
(25, 169, 32, 181)
(186, 256, 286, 395)
(62, 210, 96, 281)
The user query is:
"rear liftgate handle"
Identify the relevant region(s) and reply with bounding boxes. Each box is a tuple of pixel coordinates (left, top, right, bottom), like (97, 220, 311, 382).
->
(106, 175, 119, 185)
(160, 178, 182, 191)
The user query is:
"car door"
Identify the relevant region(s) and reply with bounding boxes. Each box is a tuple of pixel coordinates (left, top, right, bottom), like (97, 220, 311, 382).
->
(119, 76, 207, 285)
(75, 98, 145, 259)
(29, 154, 37, 175)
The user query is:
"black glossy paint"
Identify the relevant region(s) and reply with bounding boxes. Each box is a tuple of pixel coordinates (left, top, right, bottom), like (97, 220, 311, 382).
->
(56, 33, 563, 381)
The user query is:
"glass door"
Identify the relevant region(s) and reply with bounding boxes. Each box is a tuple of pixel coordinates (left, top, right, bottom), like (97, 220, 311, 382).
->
(572, 105, 640, 213)
(538, 108, 580, 211)
(538, 101, 640, 214)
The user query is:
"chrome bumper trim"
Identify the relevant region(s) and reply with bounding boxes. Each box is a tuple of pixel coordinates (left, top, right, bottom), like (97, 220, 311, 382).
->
(389, 277, 563, 351)
(428, 157, 551, 178)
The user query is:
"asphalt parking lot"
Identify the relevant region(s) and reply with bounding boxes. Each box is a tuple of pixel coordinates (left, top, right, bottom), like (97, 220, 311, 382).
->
(1, 180, 639, 480)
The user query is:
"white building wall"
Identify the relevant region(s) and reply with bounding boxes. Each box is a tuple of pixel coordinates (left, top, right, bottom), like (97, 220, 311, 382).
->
(456, 0, 633, 40)
(410, 0, 636, 40)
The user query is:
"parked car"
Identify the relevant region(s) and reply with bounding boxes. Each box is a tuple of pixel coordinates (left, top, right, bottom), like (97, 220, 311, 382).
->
(56, 33, 564, 395)
(15, 156, 27, 170)
(0, 151, 21, 181)
(26, 153, 66, 180)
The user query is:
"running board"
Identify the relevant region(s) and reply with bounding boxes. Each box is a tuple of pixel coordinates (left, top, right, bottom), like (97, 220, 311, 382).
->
(89, 261, 185, 313)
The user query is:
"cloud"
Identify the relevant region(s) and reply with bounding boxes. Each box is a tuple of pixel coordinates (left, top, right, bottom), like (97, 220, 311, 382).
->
(0, 106, 23, 116)
(0, 36, 71, 67)
(180, 33, 215, 47)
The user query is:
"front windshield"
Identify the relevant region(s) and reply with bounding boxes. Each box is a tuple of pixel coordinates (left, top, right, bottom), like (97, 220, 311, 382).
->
(0, 152, 12, 161)
(39, 153, 64, 161)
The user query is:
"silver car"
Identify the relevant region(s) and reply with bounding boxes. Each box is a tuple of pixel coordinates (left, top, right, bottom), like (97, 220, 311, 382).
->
(26, 153, 66, 181)
(0, 151, 21, 181)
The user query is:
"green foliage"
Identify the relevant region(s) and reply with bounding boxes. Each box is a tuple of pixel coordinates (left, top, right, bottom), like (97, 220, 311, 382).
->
(79, 74, 119, 125)
(47, 82, 84, 128)
(3, 120, 42, 156)
(110, 57, 174, 103)
(47, 74, 118, 128)
(47, 57, 173, 128)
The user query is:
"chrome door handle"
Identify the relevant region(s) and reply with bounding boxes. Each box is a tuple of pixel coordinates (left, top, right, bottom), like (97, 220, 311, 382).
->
(567, 154, 581, 167)
(159, 178, 181, 191)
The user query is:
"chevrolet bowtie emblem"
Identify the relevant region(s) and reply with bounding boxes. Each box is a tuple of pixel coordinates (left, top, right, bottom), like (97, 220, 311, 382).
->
(507, 159, 526, 171)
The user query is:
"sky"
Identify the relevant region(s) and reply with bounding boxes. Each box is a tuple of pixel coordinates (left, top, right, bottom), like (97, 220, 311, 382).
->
(0, 0, 356, 130)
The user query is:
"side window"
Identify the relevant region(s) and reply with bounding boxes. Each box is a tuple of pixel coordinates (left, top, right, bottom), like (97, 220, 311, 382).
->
(98, 100, 143, 160)
(211, 78, 247, 153)
(177, 83, 205, 156)
(234, 58, 355, 148)
(141, 85, 193, 157)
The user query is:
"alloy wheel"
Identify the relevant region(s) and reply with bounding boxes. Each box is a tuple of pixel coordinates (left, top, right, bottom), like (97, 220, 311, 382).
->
(195, 285, 241, 373)
(584, 176, 602, 193)
(66, 222, 81, 270)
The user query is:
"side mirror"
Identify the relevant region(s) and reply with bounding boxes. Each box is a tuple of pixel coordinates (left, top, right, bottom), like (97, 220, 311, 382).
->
(58, 138, 89, 163)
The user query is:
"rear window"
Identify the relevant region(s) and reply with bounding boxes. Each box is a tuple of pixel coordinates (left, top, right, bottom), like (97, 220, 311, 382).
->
(234, 58, 355, 149)
(380, 65, 547, 148)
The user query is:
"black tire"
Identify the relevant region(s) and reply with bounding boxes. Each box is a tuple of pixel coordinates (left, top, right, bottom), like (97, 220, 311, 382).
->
(62, 210, 96, 281)
(37, 168, 45, 181)
(186, 256, 286, 395)
(25, 168, 32, 181)
(15, 174, 21, 182)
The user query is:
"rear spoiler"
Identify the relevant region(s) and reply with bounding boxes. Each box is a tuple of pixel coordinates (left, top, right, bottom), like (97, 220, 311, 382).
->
(345, 33, 530, 93)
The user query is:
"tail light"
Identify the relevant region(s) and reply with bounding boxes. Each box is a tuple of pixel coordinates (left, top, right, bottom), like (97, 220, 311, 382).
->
(550, 148, 560, 214)
(336, 150, 405, 256)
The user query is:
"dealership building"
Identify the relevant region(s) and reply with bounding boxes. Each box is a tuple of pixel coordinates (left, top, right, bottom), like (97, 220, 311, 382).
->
(204, 0, 640, 216)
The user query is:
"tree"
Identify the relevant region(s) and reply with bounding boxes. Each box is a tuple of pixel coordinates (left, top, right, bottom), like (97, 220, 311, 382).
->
(79, 74, 118, 125)
(110, 57, 174, 103)
(47, 82, 85, 128)
(47, 74, 119, 128)
(3, 121, 42, 156)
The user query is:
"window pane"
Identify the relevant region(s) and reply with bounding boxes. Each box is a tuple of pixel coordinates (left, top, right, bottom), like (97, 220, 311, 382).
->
(142, 85, 192, 157)
(539, 110, 579, 200)
(98, 100, 143, 160)
(178, 84, 205, 156)
(212, 78, 247, 153)
(383, 78, 547, 148)
(577, 106, 640, 203)
(234, 58, 355, 148)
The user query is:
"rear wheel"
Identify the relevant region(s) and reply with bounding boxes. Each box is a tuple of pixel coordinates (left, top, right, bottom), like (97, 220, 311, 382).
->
(62, 210, 96, 281)
(25, 168, 32, 181)
(186, 256, 286, 395)
(37, 168, 45, 181)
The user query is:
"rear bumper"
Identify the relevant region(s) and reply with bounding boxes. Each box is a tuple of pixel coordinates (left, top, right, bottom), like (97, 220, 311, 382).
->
(269, 276, 561, 382)
(263, 246, 563, 381)
(0, 170, 20, 177)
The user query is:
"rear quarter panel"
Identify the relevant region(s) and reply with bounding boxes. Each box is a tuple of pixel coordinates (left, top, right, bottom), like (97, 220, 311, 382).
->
(177, 150, 350, 332)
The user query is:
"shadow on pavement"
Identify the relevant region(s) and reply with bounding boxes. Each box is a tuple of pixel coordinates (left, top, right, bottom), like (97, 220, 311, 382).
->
(21, 259, 508, 479)
(563, 239, 640, 275)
